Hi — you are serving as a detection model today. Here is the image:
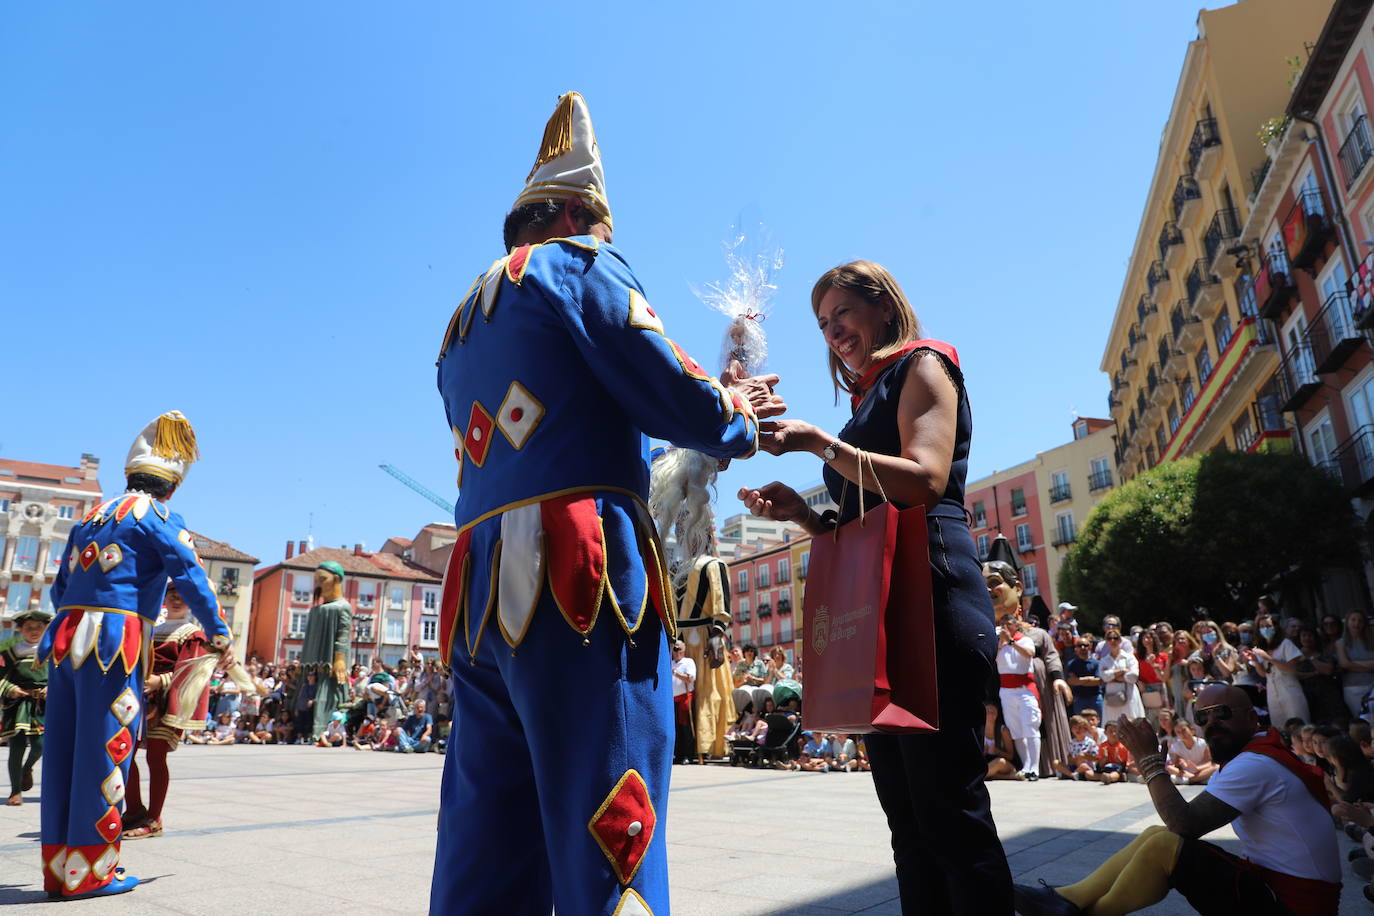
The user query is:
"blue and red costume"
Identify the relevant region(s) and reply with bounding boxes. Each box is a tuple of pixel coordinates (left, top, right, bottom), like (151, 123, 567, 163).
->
(433, 236, 758, 915)
(37, 493, 229, 897)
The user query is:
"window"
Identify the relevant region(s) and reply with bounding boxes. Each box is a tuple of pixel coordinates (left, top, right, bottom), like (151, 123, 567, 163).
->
(1180, 376, 1196, 412)
(1196, 346, 1214, 386)
(1167, 402, 1180, 436)
(737, 597, 750, 623)
(1015, 523, 1033, 552)
(357, 582, 376, 609)
(738, 569, 749, 592)
(759, 618, 773, 645)
(422, 589, 439, 613)
(12, 536, 38, 572)
(757, 564, 770, 588)
(778, 616, 792, 643)
(777, 558, 790, 583)
(1213, 310, 1233, 354)
(777, 587, 792, 613)
(1156, 425, 1167, 455)
(1010, 488, 1027, 516)
(390, 586, 406, 610)
(421, 618, 438, 643)
(1022, 564, 1039, 596)
(289, 611, 308, 636)
(1074, 419, 1088, 440)
(1307, 414, 1338, 473)
(57, 505, 75, 520)
(355, 649, 372, 667)
(0, 498, 9, 513)
(355, 615, 374, 641)
(799, 551, 809, 578)
(976, 534, 990, 560)
(739, 624, 751, 643)
(287, 648, 301, 662)
(47, 540, 66, 571)
(386, 615, 405, 643)
(1055, 512, 1076, 545)
(292, 573, 314, 605)
(6, 582, 32, 614)
(972, 501, 987, 528)
(1089, 456, 1113, 492)
(1049, 471, 1070, 502)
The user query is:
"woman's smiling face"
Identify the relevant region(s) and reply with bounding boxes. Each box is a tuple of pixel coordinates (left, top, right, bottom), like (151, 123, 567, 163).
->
(815, 286, 891, 374)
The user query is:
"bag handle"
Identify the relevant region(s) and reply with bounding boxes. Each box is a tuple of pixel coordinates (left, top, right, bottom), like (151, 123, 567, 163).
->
(835, 448, 889, 537)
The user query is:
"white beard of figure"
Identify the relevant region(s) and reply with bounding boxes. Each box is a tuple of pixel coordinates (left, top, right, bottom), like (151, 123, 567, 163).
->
(648, 448, 718, 591)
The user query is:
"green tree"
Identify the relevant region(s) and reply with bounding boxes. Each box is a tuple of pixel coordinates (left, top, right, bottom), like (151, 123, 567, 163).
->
(1057, 450, 1360, 630)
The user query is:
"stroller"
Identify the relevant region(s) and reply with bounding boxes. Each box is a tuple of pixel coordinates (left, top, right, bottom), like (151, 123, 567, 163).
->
(729, 713, 801, 768)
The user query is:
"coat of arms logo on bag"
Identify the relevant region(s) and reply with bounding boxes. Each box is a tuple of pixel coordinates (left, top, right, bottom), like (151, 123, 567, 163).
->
(811, 604, 830, 655)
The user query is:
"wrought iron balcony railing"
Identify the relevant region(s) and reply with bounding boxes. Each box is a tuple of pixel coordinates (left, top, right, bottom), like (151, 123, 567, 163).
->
(1187, 117, 1221, 176)
(1339, 115, 1374, 190)
(1203, 208, 1241, 266)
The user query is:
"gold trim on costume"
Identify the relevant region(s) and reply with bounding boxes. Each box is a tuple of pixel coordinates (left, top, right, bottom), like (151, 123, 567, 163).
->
(465, 540, 502, 663)
(586, 768, 657, 886)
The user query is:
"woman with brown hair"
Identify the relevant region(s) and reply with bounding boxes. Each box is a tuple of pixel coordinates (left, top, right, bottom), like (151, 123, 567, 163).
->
(739, 260, 1011, 913)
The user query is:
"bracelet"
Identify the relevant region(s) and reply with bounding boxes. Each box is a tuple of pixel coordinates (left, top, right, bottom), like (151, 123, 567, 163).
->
(1135, 753, 1164, 771)
(1144, 767, 1171, 785)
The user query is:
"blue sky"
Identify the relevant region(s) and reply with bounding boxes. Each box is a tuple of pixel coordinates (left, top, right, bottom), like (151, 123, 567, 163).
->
(2, 2, 1221, 566)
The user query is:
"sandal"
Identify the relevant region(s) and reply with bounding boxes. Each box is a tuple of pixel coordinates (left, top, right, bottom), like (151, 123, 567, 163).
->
(6, 793, 21, 806)
(121, 819, 163, 840)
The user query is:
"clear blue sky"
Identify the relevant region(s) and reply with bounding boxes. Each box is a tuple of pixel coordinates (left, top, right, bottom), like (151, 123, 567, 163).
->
(1, 2, 1221, 566)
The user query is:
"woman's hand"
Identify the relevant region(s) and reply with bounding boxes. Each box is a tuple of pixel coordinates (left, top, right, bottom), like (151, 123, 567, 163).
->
(728, 374, 787, 420)
(757, 420, 824, 456)
(738, 482, 807, 523)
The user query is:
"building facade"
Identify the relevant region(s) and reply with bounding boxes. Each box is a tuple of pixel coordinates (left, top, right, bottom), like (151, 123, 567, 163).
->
(186, 533, 259, 661)
(965, 462, 1044, 597)
(249, 542, 442, 667)
(726, 537, 801, 664)
(1100, 0, 1334, 478)
(0, 454, 103, 630)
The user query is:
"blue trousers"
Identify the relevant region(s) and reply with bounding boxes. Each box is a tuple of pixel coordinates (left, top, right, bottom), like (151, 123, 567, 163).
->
(431, 597, 671, 916)
(40, 656, 143, 895)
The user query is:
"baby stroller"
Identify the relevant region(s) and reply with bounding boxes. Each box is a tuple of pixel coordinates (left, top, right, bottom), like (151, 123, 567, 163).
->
(729, 713, 800, 768)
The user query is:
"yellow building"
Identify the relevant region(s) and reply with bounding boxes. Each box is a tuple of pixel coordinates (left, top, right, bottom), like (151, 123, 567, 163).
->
(1034, 418, 1120, 602)
(1101, 0, 1333, 478)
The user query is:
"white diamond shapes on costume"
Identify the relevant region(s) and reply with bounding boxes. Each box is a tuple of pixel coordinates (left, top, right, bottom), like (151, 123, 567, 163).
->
(62, 848, 91, 891)
(68, 611, 103, 668)
(612, 888, 654, 916)
(481, 259, 504, 317)
(47, 846, 67, 882)
(110, 687, 140, 726)
(91, 844, 119, 880)
(67, 548, 78, 574)
(628, 289, 664, 335)
(498, 503, 545, 647)
(100, 767, 126, 806)
(451, 426, 464, 490)
(496, 382, 544, 450)
(97, 544, 123, 572)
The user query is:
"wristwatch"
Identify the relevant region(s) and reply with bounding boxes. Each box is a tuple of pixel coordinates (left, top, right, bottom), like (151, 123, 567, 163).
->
(822, 439, 842, 462)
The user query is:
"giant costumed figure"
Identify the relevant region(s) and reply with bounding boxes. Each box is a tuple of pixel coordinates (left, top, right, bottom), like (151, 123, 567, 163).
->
(431, 91, 779, 916)
(294, 560, 352, 739)
(37, 412, 232, 898)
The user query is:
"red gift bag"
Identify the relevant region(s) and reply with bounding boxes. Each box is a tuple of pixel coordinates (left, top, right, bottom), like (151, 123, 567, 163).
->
(801, 463, 939, 734)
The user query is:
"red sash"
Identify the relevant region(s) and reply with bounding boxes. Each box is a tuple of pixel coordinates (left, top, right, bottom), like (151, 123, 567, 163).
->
(849, 340, 961, 410)
(999, 672, 1039, 702)
(1225, 728, 1330, 809)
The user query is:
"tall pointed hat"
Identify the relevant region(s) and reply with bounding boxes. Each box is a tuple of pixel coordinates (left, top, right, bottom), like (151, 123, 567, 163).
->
(125, 410, 200, 484)
(512, 91, 612, 229)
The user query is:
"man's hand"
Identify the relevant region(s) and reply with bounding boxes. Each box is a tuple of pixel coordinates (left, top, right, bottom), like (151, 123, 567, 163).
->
(1116, 715, 1159, 761)
(729, 373, 786, 420)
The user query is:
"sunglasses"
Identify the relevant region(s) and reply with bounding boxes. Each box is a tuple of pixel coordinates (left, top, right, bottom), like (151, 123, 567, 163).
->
(1075, 643, 1090, 649)
(1193, 704, 1234, 727)
(1107, 637, 1121, 643)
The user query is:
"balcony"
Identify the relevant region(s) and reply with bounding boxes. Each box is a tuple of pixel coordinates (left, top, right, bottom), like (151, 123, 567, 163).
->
(1158, 221, 1185, 268)
(757, 602, 772, 618)
(972, 511, 987, 529)
(777, 598, 793, 615)
(1113, 371, 1129, 392)
(1254, 247, 1296, 321)
(1339, 115, 1374, 191)
(1107, 391, 1121, 411)
(1011, 501, 1028, 518)
(1171, 301, 1203, 349)
(1187, 259, 1223, 320)
(1278, 340, 1322, 412)
(1051, 529, 1077, 548)
(1150, 372, 1173, 409)
(1250, 158, 1273, 200)
(1187, 116, 1222, 176)
(1234, 395, 1291, 454)
(1173, 175, 1202, 224)
(1049, 483, 1072, 504)
(1147, 261, 1171, 302)
(217, 582, 239, 597)
(1204, 208, 1242, 274)
(1284, 188, 1334, 270)
(1128, 324, 1144, 354)
(1311, 291, 1366, 373)
(1161, 318, 1279, 462)
(1333, 425, 1374, 494)
(1088, 468, 1114, 492)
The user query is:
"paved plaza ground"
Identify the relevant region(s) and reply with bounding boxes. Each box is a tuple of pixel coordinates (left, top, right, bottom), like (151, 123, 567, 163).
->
(0, 745, 1364, 914)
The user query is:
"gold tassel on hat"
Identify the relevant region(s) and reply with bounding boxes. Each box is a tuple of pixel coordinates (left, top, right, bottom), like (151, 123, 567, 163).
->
(527, 93, 577, 181)
(151, 412, 200, 463)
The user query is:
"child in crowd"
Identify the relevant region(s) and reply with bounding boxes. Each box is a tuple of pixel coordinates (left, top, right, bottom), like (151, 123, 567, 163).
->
(249, 714, 273, 744)
(1155, 708, 1176, 754)
(1281, 717, 1307, 749)
(1054, 715, 1098, 781)
(1180, 657, 1210, 724)
(321, 712, 347, 748)
(830, 734, 858, 772)
(798, 732, 832, 772)
(1096, 722, 1131, 784)
(1165, 719, 1215, 784)
(1080, 708, 1107, 746)
(725, 703, 758, 742)
(1352, 720, 1374, 760)
(234, 715, 254, 744)
(273, 712, 295, 745)
(983, 702, 1023, 781)
(189, 712, 236, 746)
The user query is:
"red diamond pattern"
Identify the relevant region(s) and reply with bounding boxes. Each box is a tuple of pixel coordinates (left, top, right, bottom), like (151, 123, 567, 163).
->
(79, 543, 99, 571)
(94, 807, 122, 844)
(588, 769, 656, 885)
(105, 728, 132, 765)
(464, 401, 495, 468)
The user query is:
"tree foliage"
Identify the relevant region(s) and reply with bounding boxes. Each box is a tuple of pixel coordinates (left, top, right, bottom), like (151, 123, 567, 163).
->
(1057, 450, 1361, 630)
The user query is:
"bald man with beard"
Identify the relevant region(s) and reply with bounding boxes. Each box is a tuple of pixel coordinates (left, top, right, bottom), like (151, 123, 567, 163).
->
(1014, 683, 1341, 916)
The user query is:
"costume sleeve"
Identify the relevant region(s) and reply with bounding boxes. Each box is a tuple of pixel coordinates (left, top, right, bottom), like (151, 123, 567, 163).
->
(149, 513, 233, 646)
(333, 604, 353, 659)
(548, 247, 758, 460)
(49, 536, 74, 609)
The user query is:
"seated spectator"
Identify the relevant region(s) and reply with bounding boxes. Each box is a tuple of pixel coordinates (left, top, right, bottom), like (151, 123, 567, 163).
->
(1096, 722, 1131, 784)
(1080, 708, 1107, 746)
(368, 694, 402, 751)
(1293, 724, 1319, 765)
(798, 732, 832, 772)
(1180, 657, 1212, 724)
(983, 701, 1023, 781)
(764, 647, 794, 683)
(249, 714, 273, 745)
(854, 736, 870, 772)
(830, 733, 858, 772)
(272, 711, 295, 745)
(1280, 717, 1306, 748)
(1325, 733, 1374, 805)
(394, 699, 434, 754)
(234, 716, 254, 744)
(189, 712, 236, 746)
(1166, 720, 1215, 785)
(319, 712, 347, 748)
(1156, 708, 1176, 754)
(1351, 720, 1374, 760)
(1053, 715, 1098, 781)
(1014, 684, 1340, 916)
(726, 703, 758, 741)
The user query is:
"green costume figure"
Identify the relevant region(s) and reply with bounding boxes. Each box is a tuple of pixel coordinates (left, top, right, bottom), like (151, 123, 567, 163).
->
(2, 607, 53, 806)
(296, 561, 353, 739)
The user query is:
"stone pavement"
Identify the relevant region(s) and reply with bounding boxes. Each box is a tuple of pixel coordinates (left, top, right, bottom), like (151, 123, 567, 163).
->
(0, 747, 1363, 913)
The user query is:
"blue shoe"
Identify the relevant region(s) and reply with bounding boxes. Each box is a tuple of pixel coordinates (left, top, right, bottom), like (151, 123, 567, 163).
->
(61, 873, 140, 900)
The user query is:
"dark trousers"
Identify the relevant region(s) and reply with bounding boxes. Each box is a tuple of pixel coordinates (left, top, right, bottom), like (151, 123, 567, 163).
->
(867, 686, 1013, 914)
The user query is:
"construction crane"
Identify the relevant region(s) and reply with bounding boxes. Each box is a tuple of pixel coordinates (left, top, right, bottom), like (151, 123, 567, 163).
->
(379, 464, 455, 515)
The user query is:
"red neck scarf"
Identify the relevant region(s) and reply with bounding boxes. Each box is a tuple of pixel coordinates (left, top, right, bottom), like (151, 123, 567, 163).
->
(848, 340, 960, 411)
(1223, 727, 1330, 809)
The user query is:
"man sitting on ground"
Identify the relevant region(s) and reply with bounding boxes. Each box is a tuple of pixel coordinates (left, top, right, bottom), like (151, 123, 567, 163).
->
(1014, 684, 1340, 916)
(395, 698, 433, 753)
